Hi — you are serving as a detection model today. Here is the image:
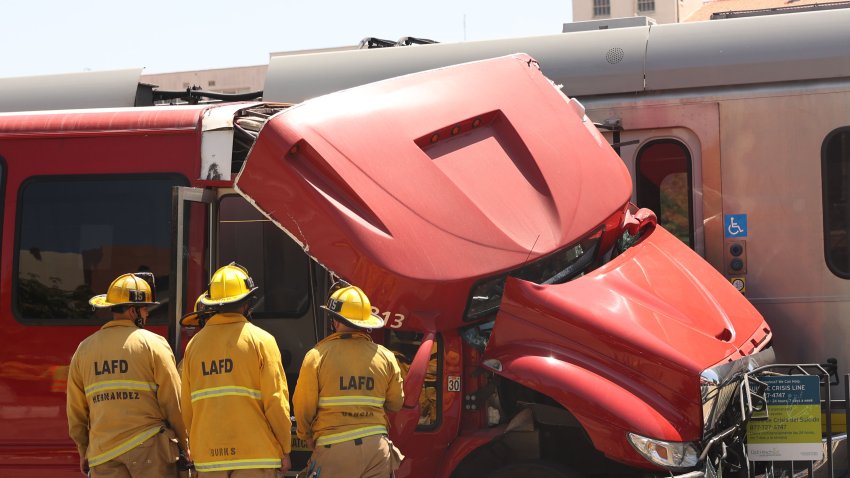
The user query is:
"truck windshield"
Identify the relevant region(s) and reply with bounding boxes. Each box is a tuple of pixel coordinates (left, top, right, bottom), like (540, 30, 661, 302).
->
(464, 231, 601, 321)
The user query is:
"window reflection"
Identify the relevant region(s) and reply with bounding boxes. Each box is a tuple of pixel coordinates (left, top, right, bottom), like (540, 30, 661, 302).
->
(823, 128, 850, 277)
(16, 176, 183, 321)
(636, 140, 693, 247)
(218, 195, 309, 317)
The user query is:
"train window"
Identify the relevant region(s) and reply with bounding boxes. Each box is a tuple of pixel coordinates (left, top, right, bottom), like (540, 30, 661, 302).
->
(218, 195, 310, 317)
(593, 0, 610, 17)
(15, 174, 186, 323)
(822, 128, 850, 278)
(635, 140, 694, 247)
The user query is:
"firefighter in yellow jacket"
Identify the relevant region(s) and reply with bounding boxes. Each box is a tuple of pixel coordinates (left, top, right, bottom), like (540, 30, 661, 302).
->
(177, 294, 213, 378)
(181, 263, 292, 476)
(67, 273, 188, 477)
(294, 285, 405, 478)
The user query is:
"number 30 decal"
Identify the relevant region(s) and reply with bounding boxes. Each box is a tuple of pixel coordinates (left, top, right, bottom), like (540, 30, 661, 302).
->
(448, 376, 461, 392)
(372, 307, 406, 328)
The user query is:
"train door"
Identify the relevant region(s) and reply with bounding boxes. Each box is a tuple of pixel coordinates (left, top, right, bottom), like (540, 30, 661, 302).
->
(171, 186, 326, 471)
(588, 102, 723, 267)
(171, 184, 324, 368)
(172, 184, 450, 475)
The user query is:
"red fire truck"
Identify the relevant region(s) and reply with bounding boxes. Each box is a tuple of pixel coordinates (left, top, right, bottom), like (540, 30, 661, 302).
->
(0, 55, 774, 477)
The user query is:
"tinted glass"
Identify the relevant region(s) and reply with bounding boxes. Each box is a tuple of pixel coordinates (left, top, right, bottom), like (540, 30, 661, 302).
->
(16, 175, 183, 321)
(218, 195, 309, 317)
(636, 140, 693, 247)
(823, 128, 850, 277)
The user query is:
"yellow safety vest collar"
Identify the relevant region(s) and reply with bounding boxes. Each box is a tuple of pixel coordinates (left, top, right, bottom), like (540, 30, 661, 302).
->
(101, 319, 137, 330)
(318, 331, 373, 346)
(204, 313, 248, 326)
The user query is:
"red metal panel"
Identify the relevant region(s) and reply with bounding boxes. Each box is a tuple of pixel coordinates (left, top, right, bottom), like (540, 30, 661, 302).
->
(389, 332, 464, 478)
(482, 226, 771, 465)
(0, 106, 211, 475)
(0, 106, 205, 138)
(237, 54, 632, 332)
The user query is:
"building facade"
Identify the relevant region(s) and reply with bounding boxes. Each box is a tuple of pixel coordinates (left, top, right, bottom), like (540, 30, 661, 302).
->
(571, 0, 704, 24)
(142, 65, 267, 96)
(571, 0, 838, 24)
(140, 46, 355, 102)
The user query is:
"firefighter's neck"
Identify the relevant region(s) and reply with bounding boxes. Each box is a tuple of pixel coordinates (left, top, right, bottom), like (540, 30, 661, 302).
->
(333, 320, 359, 334)
(115, 306, 146, 327)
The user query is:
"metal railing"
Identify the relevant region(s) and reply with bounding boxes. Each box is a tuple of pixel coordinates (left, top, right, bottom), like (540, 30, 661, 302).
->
(738, 364, 848, 478)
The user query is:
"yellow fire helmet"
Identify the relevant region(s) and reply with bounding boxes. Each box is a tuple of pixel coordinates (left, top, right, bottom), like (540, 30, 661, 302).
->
(180, 293, 211, 327)
(199, 262, 258, 306)
(321, 285, 385, 329)
(89, 273, 159, 308)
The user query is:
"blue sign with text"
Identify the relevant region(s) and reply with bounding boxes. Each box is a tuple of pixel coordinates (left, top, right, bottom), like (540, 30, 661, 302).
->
(725, 214, 748, 238)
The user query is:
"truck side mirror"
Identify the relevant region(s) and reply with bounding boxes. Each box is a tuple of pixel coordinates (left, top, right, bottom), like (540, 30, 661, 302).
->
(624, 207, 657, 238)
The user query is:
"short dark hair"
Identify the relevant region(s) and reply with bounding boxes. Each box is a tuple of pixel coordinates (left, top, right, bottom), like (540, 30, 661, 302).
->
(217, 300, 247, 314)
(111, 304, 140, 314)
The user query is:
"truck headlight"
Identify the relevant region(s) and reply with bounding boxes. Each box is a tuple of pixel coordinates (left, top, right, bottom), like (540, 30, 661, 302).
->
(627, 433, 700, 469)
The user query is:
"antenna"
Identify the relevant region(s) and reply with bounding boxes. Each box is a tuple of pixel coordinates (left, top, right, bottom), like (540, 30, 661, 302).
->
(524, 234, 541, 264)
(463, 14, 467, 41)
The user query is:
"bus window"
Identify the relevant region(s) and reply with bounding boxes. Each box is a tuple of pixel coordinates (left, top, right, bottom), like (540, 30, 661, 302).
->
(822, 127, 850, 278)
(15, 175, 185, 323)
(635, 140, 694, 247)
(218, 195, 309, 317)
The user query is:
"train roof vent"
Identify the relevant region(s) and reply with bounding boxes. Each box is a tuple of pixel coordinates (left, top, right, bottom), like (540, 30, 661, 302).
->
(359, 36, 439, 49)
(397, 36, 438, 46)
(359, 37, 398, 49)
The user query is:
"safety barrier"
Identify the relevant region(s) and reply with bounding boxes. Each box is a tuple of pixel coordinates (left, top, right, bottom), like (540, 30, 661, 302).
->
(743, 365, 848, 478)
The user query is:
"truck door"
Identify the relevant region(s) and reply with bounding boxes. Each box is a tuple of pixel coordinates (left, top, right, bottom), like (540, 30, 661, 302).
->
(589, 103, 721, 265)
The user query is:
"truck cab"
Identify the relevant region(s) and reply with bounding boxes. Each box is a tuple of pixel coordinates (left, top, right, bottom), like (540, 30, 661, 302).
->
(190, 55, 774, 477)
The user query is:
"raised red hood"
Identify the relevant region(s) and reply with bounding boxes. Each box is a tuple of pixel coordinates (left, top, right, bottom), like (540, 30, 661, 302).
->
(236, 54, 631, 331)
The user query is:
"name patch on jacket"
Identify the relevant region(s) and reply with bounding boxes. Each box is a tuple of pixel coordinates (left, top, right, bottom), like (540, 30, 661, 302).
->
(209, 447, 237, 457)
(94, 359, 128, 375)
(202, 358, 234, 375)
(339, 376, 374, 390)
(92, 391, 140, 403)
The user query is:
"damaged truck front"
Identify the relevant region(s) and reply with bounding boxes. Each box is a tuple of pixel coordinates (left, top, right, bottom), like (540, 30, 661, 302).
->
(234, 55, 774, 477)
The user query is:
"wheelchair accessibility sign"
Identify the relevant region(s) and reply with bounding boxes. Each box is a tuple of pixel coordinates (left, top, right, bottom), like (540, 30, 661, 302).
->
(725, 214, 747, 238)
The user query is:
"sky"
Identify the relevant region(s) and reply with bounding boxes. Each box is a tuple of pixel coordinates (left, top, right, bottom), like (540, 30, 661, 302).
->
(0, 0, 573, 78)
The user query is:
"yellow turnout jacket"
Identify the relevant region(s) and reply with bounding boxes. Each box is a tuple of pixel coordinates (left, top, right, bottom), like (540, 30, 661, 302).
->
(66, 319, 187, 467)
(181, 313, 291, 472)
(293, 331, 404, 446)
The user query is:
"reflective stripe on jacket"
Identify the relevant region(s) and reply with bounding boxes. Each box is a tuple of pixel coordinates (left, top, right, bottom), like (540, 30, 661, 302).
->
(66, 319, 187, 466)
(293, 331, 404, 445)
(181, 313, 291, 471)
